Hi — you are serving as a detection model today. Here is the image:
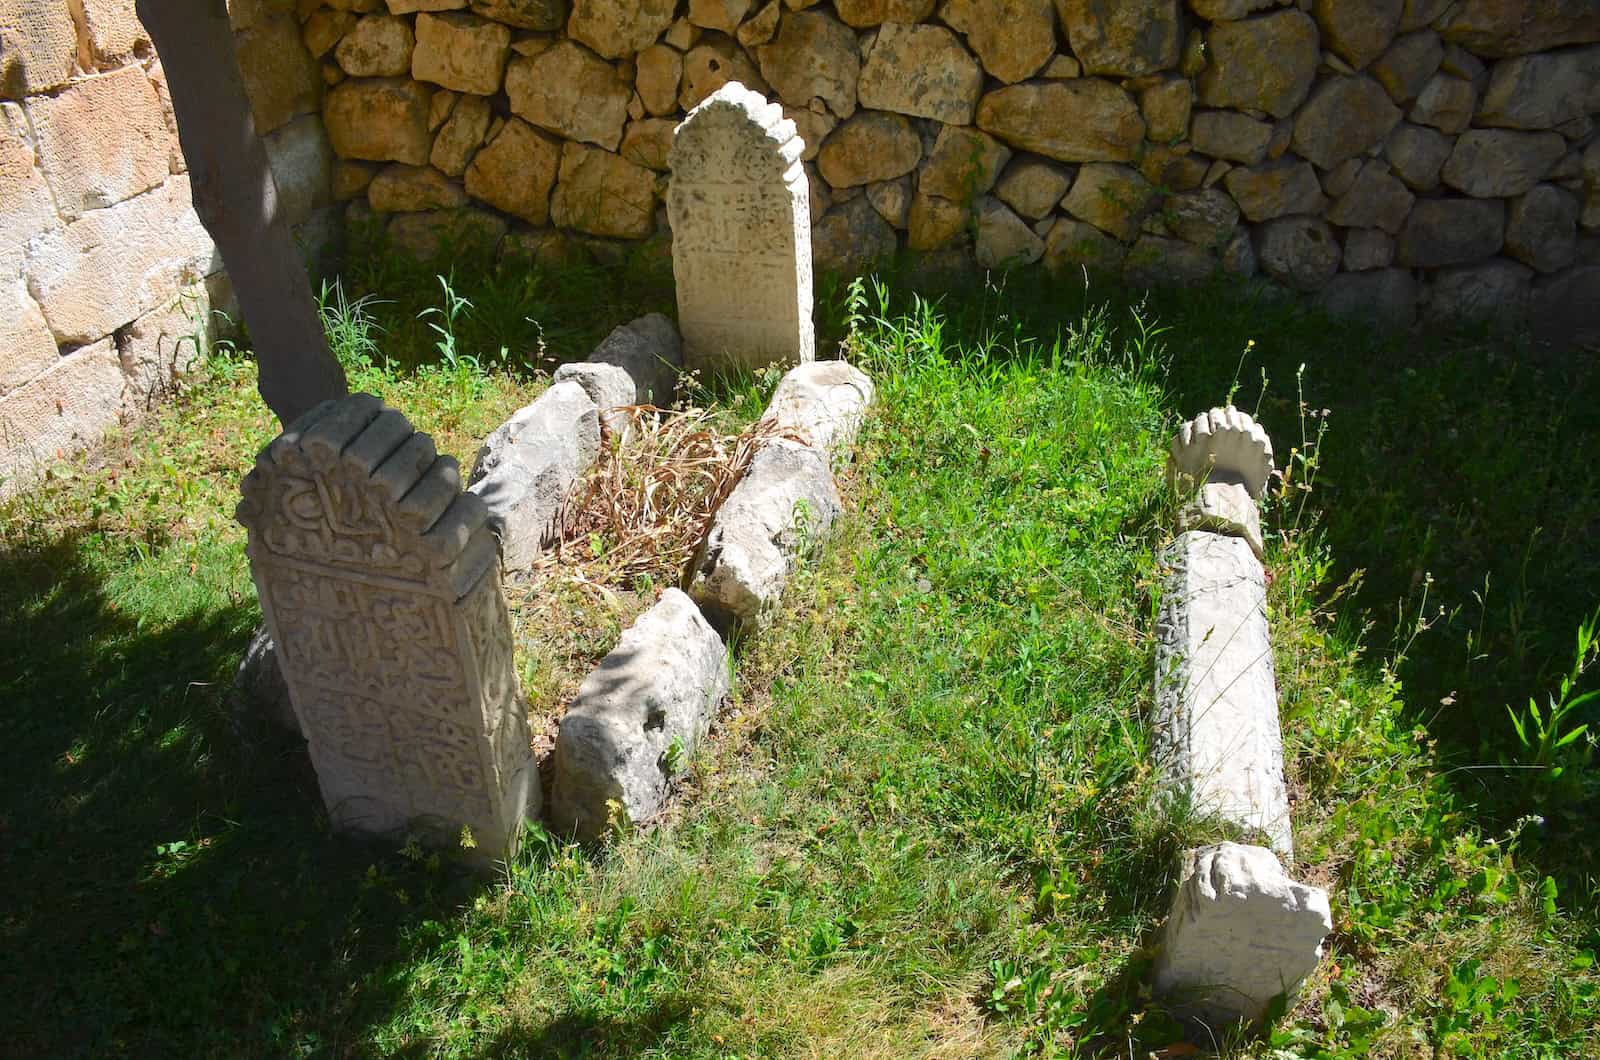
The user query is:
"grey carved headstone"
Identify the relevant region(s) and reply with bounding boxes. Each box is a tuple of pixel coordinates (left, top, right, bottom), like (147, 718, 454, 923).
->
(668, 81, 815, 375)
(236, 394, 537, 866)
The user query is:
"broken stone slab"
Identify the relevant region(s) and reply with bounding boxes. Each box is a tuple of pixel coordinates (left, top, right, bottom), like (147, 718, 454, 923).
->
(549, 588, 731, 842)
(1167, 405, 1275, 500)
(468, 380, 600, 570)
(1154, 530, 1295, 858)
(1153, 842, 1332, 1028)
(688, 437, 842, 631)
(762, 360, 875, 459)
(552, 360, 638, 438)
(1178, 480, 1264, 560)
(586, 312, 684, 407)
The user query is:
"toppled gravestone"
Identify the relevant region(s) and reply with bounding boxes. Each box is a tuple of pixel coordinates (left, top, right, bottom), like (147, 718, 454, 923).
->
(763, 359, 876, 458)
(549, 588, 730, 841)
(235, 393, 536, 867)
(583, 312, 684, 407)
(1153, 842, 1333, 1029)
(468, 380, 600, 570)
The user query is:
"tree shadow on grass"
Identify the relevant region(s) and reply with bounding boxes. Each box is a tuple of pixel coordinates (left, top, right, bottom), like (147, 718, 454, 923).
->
(0, 532, 491, 1056)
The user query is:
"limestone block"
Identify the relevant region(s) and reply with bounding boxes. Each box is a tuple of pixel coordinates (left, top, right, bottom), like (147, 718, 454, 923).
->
(368, 164, 467, 211)
(263, 114, 335, 226)
(468, 380, 601, 569)
(1435, 0, 1600, 58)
(1505, 185, 1579, 274)
(0, 340, 124, 488)
(1154, 843, 1331, 1026)
(1196, 10, 1320, 119)
(813, 196, 898, 275)
(1317, 267, 1418, 330)
(942, 0, 1057, 84)
(687, 0, 751, 34)
(973, 197, 1043, 269)
(688, 436, 841, 629)
(0, 277, 59, 396)
(1477, 47, 1600, 131)
(412, 13, 510, 95)
(1061, 163, 1154, 242)
(976, 79, 1145, 164)
(1042, 216, 1127, 271)
(1123, 235, 1215, 288)
(1041, 55, 1081, 78)
(25, 66, 171, 222)
(857, 23, 983, 125)
(430, 93, 491, 176)
(905, 192, 967, 251)
(1167, 187, 1240, 249)
(663, 15, 700, 50)
(1326, 162, 1414, 235)
(549, 589, 730, 841)
(635, 45, 683, 117)
(336, 14, 415, 77)
(388, 0, 468, 11)
(470, 0, 566, 29)
(463, 117, 561, 223)
(77, 0, 148, 65)
(1257, 216, 1340, 293)
(323, 77, 433, 165)
(567, 0, 677, 59)
(867, 175, 912, 228)
(118, 287, 213, 408)
(817, 111, 919, 189)
(505, 40, 630, 149)
(1222, 160, 1328, 222)
(1425, 258, 1533, 326)
(1178, 479, 1263, 558)
(25, 177, 218, 346)
(1397, 197, 1505, 266)
(738, 1, 781, 46)
(237, 395, 536, 867)
(1408, 73, 1476, 134)
(1221, 228, 1256, 276)
(1191, 111, 1272, 165)
(552, 360, 635, 436)
(1370, 30, 1442, 103)
(1384, 123, 1452, 191)
(586, 313, 682, 406)
(1312, 0, 1401, 69)
(0, 0, 77, 98)
(237, 14, 323, 134)
(763, 359, 873, 459)
(0, 112, 61, 263)
(833, 0, 934, 24)
(1290, 76, 1402, 171)
(669, 82, 814, 374)
(917, 125, 1011, 201)
(995, 158, 1072, 221)
(333, 160, 378, 200)
(305, 8, 359, 56)
(1441, 130, 1566, 199)
(620, 118, 676, 172)
(1141, 78, 1193, 144)
(755, 10, 859, 121)
(1056, 0, 1180, 78)
(387, 206, 507, 259)
(680, 34, 768, 110)
(1342, 227, 1394, 271)
(1154, 530, 1292, 854)
(552, 143, 657, 239)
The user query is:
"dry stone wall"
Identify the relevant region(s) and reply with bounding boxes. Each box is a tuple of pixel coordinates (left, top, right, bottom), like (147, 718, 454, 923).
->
(297, 0, 1597, 335)
(1, 0, 338, 495)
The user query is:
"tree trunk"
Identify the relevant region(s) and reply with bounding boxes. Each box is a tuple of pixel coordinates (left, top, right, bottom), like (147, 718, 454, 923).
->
(136, 0, 346, 427)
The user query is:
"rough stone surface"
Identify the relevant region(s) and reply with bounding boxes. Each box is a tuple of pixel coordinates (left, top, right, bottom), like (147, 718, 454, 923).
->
(975, 197, 1045, 269)
(1141, 78, 1193, 144)
(468, 380, 601, 569)
(552, 360, 636, 436)
(995, 157, 1073, 221)
(867, 175, 912, 228)
(738, 1, 781, 46)
(1317, 267, 1417, 329)
(566, 0, 676, 59)
(1196, 10, 1320, 119)
(1167, 187, 1241, 248)
(237, 395, 536, 866)
(367, 163, 466, 211)
(1531, 266, 1600, 348)
(552, 142, 656, 238)
(1056, 0, 1179, 77)
(237, 14, 325, 134)
(976, 79, 1145, 164)
(1342, 227, 1394, 271)
(1178, 479, 1264, 559)
(1256, 216, 1341, 291)
(587, 313, 682, 405)
(1425, 258, 1533, 325)
(505, 40, 629, 149)
(1441, 129, 1565, 198)
(833, 0, 935, 24)
(669, 82, 814, 374)
(24, 66, 173, 223)
(1326, 162, 1414, 234)
(1153, 843, 1332, 1026)
(619, 118, 676, 171)
(756, 10, 860, 119)
(1313, 0, 1402, 69)
(0, 341, 126, 489)
(430, 92, 491, 175)
(1061, 163, 1154, 242)
(463, 117, 561, 222)
(1505, 184, 1578, 273)
(1124, 234, 1215, 287)
(763, 359, 874, 457)
(0, 276, 58, 396)
(688, 0, 752, 34)
(1477, 47, 1600, 131)
(817, 111, 920, 188)
(550, 589, 729, 842)
(470, 0, 565, 29)
(1155, 530, 1294, 855)
(324, 77, 434, 164)
(813, 195, 898, 274)
(634, 44, 683, 116)
(1371, 30, 1443, 103)
(1435, 0, 1600, 58)
(1409, 73, 1476, 134)
(856, 22, 982, 125)
(689, 436, 842, 630)
(1222, 160, 1328, 222)
(942, 0, 1057, 83)
(1397, 197, 1506, 266)
(1, 0, 78, 98)
(679, 34, 768, 109)
(1190, 110, 1272, 165)
(917, 125, 1010, 201)
(336, 14, 416, 76)
(386, 206, 507, 258)
(905, 191, 968, 250)
(1290, 76, 1402, 170)
(1043, 216, 1127, 271)
(1384, 122, 1453, 190)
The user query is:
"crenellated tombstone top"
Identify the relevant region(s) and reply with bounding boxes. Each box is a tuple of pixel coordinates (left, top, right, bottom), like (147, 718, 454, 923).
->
(1167, 405, 1275, 500)
(668, 80, 814, 376)
(236, 393, 536, 867)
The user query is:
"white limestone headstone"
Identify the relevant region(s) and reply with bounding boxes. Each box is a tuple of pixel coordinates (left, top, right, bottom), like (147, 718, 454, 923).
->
(236, 394, 536, 867)
(668, 80, 814, 375)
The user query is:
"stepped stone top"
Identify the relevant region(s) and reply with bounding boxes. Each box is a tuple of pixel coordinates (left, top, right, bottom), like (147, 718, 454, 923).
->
(1167, 404, 1275, 500)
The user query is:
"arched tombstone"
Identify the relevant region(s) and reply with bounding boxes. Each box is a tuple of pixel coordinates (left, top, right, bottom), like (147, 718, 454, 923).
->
(236, 394, 536, 868)
(668, 81, 815, 375)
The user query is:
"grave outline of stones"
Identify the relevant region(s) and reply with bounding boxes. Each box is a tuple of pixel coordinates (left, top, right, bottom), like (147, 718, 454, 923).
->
(668, 80, 815, 375)
(236, 393, 537, 866)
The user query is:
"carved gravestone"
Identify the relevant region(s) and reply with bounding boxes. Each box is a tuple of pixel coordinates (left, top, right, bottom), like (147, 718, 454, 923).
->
(668, 80, 814, 375)
(236, 394, 537, 866)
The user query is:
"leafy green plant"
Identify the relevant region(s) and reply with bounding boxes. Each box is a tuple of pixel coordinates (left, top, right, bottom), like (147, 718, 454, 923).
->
(1505, 607, 1599, 787)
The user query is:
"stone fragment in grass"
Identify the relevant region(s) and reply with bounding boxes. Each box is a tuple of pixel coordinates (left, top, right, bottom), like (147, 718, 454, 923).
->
(763, 359, 874, 458)
(587, 312, 683, 406)
(668, 81, 815, 375)
(1154, 530, 1294, 858)
(688, 437, 841, 630)
(468, 380, 600, 570)
(553, 360, 637, 438)
(1153, 842, 1332, 1027)
(549, 588, 730, 842)
(236, 394, 536, 869)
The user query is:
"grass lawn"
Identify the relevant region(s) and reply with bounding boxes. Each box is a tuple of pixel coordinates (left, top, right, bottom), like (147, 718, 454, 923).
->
(2, 244, 1597, 1057)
